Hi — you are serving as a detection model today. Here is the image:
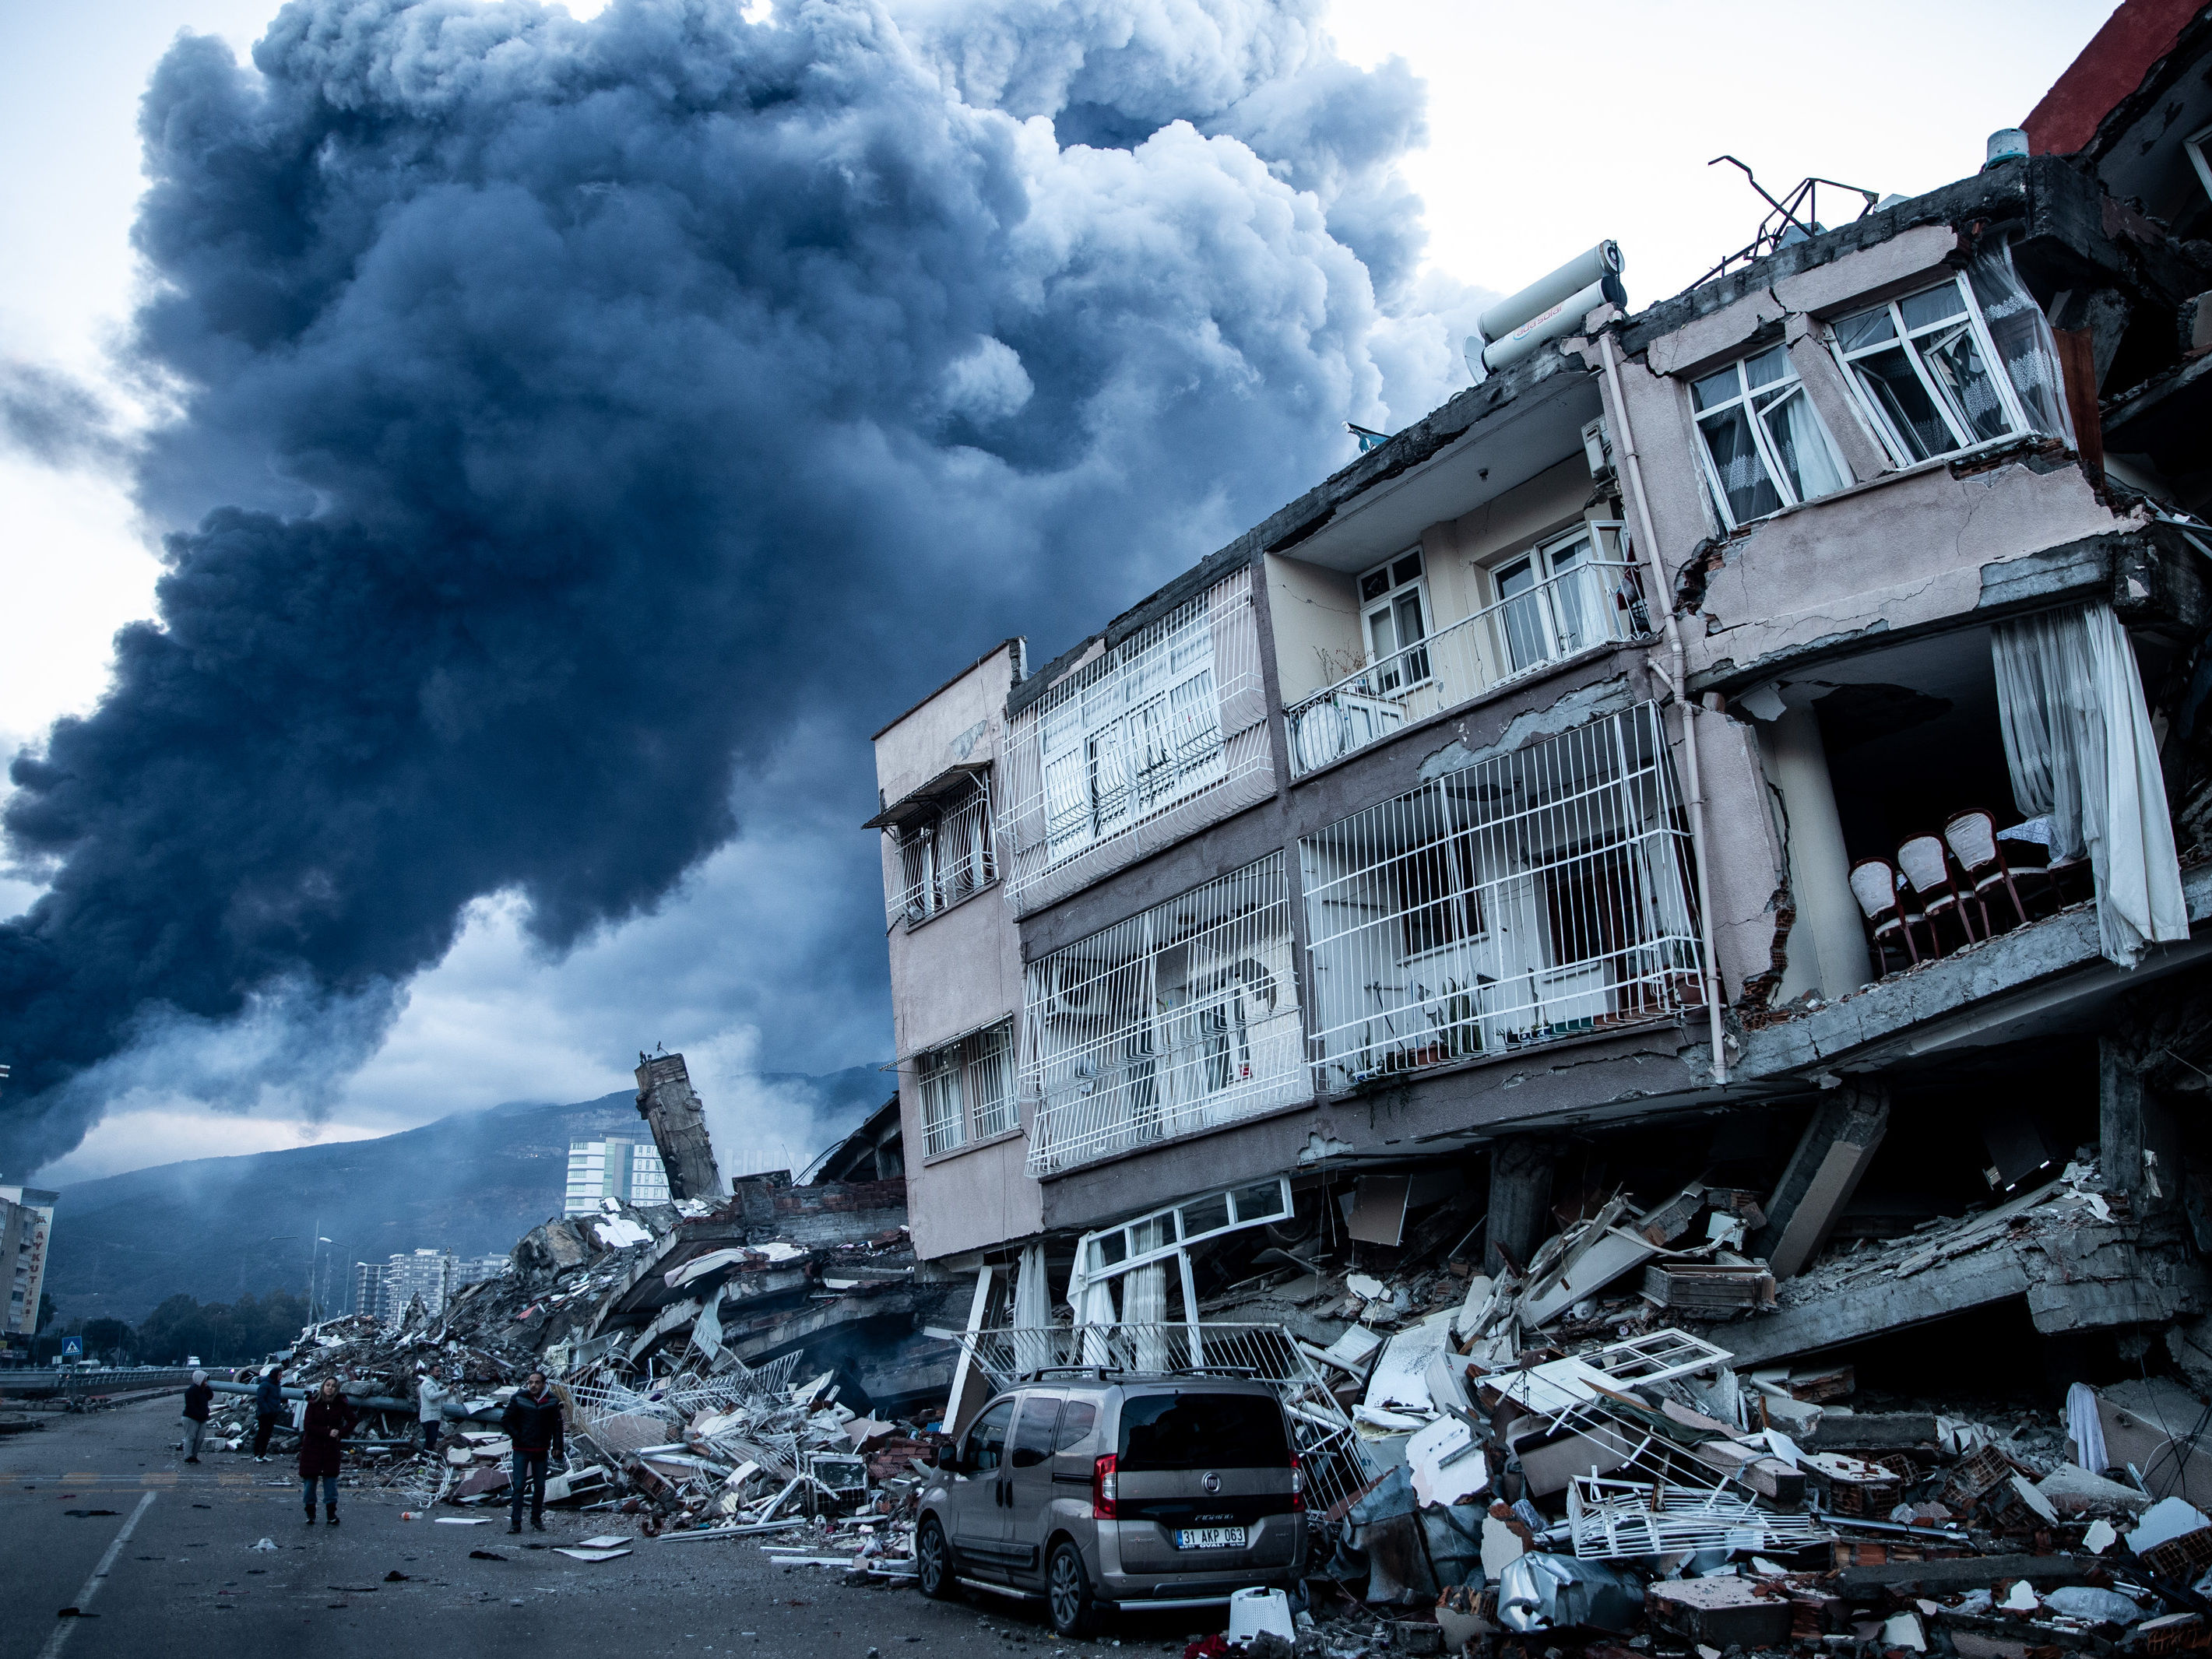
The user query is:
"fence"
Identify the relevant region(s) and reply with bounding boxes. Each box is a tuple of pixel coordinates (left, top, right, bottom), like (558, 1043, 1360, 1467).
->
(1299, 702, 1701, 1091)
(955, 1322, 1376, 1517)
(1285, 540, 1648, 778)
(886, 776, 997, 929)
(1022, 853, 1305, 1177)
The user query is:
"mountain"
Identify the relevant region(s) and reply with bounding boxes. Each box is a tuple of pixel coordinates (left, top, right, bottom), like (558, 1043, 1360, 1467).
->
(41, 1067, 889, 1326)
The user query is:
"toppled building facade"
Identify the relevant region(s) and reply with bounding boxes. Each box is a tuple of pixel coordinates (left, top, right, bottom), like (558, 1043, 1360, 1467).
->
(868, 0, 2212, 1563)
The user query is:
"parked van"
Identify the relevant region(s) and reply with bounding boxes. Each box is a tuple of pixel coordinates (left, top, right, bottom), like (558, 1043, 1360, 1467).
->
(915, 1373, 1306, 1636)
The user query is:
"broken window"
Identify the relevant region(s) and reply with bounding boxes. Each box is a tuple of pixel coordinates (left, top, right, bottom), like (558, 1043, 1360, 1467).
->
(888, 774, 995, 926)
(914, 1020, 1016, 1158)
(1299, 704, 1702, 1090)
(1689, 344, 1849, 529)
(1830, 263, 2065, 466)
(1022, 855, 1304, 1176)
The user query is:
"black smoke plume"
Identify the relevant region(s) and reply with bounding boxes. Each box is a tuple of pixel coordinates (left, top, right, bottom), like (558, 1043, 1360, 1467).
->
(1, 0, 1447, 1171)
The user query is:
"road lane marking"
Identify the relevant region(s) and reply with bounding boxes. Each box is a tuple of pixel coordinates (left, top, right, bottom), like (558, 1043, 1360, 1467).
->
(39, 1489, 157, 1659)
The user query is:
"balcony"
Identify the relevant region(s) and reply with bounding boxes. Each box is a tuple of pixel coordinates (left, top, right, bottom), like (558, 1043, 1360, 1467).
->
(1299, 703, 1704, 1091)
(1022, 853, 1308, 1176)
(997, 567, 1272, 913)
(1285, 539, 1651, 779)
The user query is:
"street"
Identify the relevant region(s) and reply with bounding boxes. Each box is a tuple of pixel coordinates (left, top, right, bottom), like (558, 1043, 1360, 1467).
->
(0, 1398, 1205, 1659)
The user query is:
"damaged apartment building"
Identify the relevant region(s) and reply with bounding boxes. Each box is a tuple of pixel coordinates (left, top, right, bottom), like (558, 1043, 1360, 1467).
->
(868, 5, 2212, 1448)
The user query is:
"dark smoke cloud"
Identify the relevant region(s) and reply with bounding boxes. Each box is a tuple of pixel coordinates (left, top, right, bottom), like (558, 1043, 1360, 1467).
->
(1, 0, 1445, 1171)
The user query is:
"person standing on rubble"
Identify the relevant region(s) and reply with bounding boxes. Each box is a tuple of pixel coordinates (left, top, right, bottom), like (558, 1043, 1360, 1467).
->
(500, 1371, 564, 1535)
(251, 1366, 284, 1462)
(300, 1376, 354, 1527)
(180, 1369, 213, 1464)
(417, 1366, 448, 1455)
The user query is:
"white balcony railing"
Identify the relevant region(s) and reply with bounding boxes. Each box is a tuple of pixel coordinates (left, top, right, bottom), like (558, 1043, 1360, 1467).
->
(1022, 853, 1306, 1176)
(997, 567, 1271, 913)
(1299, 703, 1702, 1091)
(1285, 551, 1651, 779)
(887, 779, 996, 929)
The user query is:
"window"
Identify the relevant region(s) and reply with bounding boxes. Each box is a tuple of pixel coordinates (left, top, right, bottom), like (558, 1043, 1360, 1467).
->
(1039, 603, 1223, 863)
(965, 1397, 1015, 1471)
(1832, 276, 2027, 465)
(1690, 344, 1848, 529)
(1023, 856, 1305, 1176)
(888, 775, 994, 926)
(915, 1021, 1016, 1157)
(1053, 1399, 1099, 1453)
(1488, 524, 1635, 674)
(1116, 1393, 1291, 1470)
(1358, 550, 1430, 691)
(1010, 1394, 1064, 1467)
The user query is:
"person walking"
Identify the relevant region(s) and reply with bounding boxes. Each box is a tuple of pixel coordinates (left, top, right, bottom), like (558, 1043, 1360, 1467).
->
(251, 1366, 284, 1462)
(300, 1377, 353, 1526)
(417, 1366, 448, 1455)
(500, 1371, 564, 1534)
(180, 1369, 213, 1464)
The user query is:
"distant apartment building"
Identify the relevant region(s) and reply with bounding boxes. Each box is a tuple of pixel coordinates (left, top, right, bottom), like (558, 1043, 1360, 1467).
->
(564, 1135, 670, 1215)
(870, 16, 2212, 1383)
(0, 1186, 57, 1340)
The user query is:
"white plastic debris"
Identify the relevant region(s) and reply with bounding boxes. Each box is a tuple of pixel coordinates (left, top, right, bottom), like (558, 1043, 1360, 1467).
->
(2000, 1581, 2040, 1612)
(1227, 1588, 1296, 1645)
(251, 1538, 277, 1552)
(1882, 1612, 1925, 1651)
(2085, 1518, 2119, 1554)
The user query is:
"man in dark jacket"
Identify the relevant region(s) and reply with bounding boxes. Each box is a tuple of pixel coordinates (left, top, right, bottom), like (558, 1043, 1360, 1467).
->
(500, 1373, 564, 1534)
(180, 1369, 213, 1464)
(299, 1377, 353, 1526)
(252, 1366, 284, 1462)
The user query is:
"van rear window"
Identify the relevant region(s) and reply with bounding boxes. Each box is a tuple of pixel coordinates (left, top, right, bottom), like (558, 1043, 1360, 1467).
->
(1116, 1393, 1289, 1471)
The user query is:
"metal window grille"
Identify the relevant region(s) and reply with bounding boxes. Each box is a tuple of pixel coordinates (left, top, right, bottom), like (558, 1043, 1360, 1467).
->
(1022, 853, 1304, 1177)
(918, 1021, 1016, 1157)
(1285, 529, 1650, 778)
(954, 1321, 1376, 1518)
(1300, 703, 1703, 1092)
(1000, 568, 1270, 910)
(886, 775, 997, 928)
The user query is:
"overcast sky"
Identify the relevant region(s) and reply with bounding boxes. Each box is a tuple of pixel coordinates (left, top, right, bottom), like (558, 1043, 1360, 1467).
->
(0, 0, 2113, 1183)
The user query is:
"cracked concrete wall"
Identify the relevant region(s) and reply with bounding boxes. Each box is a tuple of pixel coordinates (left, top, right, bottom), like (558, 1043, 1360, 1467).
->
(1697, 707, 1788, 1005)
(1687, 459, 2125, 685)
(1265, 554, 1363, 708)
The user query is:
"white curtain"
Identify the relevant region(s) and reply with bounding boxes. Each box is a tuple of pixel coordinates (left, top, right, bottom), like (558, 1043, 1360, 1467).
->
(1968, 235, 2078, 446)
(1067, 1248, 1117, 1367)
(1768, 386, 1848, 502)
(1122, 1220, 1169, 1373)
(1992, 602, 2186, 965)
(1010, 1241, 1052, 1375)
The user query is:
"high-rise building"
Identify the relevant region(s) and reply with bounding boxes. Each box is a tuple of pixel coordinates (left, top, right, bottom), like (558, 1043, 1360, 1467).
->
(351, 1259, 385, 1322)
(0, 1186, 57, 1339)
(380, 1248, 455, 1327)
(454, 1253, 509, 1288)
(564, 1136, 670, 1214)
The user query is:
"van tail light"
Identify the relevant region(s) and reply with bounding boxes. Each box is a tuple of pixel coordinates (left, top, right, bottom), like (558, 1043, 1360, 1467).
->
(1092, 1453, 1118, 1519)
(1289, 1455, 1305, 1512)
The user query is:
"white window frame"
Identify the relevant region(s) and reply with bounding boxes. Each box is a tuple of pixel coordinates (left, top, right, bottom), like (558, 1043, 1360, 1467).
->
(1482, 522, 1630, 674)
(915, 1020, 1017, 1158)
(1827, 274, 2032, 468)
(1039, 609, 1223, 865)
(1356, 547, 1432, 694)
(890, 774, 996, 927)
(1687, 343, 1851, 531)
(2186, 121, 2212, 213)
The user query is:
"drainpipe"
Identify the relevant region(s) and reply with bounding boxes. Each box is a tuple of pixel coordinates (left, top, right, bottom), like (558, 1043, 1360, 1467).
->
(1598, 327, 1729, 1086)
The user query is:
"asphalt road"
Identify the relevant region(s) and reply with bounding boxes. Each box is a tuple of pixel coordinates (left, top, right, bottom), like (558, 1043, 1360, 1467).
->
(0, 1397, 1222, 1659)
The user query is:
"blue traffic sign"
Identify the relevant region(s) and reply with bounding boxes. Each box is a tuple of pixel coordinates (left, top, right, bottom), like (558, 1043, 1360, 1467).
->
(61, 1337, 82, 1358)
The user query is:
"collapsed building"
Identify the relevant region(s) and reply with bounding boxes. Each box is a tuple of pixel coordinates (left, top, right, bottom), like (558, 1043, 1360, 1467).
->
(858, 0, 2212, 1640)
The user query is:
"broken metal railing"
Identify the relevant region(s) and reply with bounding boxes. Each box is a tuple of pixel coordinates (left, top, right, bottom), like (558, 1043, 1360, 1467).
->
(661, 1351, 804, 1415)
(955, 1322, 1377, 1517)
(1567, 1474, 1834, 1559)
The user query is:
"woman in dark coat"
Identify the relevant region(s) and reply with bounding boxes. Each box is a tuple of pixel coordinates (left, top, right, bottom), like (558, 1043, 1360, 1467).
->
(299, 1378, 353, 1526)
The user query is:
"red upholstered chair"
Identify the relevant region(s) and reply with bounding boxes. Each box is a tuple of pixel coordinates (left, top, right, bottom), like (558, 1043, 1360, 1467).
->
(1942, 808, 2029, 933)
(1897, 833, 1978, 951)
(1848, 858, 1918, 974)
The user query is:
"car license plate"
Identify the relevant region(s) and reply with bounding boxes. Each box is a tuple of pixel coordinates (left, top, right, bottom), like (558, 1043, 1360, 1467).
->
(1175, 1527, 1247, 1549)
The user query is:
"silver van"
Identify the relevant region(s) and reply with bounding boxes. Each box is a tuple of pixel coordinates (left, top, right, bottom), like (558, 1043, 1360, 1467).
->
(915, 1373, 1306, 1636)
